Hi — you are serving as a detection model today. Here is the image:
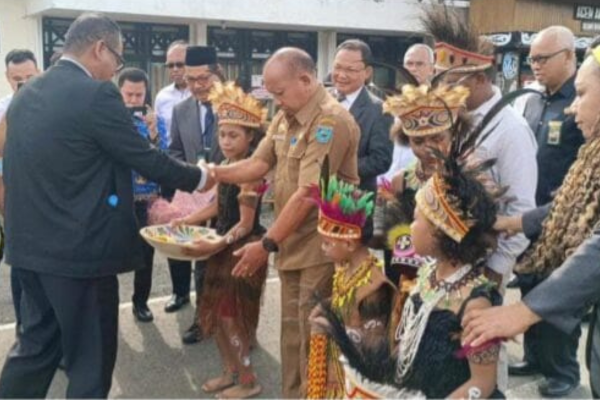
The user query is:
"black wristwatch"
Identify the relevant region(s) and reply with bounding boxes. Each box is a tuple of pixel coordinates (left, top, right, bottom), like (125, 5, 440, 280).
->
(262, 237, 279, 253)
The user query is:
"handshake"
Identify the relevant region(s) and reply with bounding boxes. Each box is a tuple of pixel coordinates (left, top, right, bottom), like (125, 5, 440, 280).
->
(197, 160, 218, 192)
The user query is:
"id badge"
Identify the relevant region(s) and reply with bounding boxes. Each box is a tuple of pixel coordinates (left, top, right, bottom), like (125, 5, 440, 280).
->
(547, 121, 562, 145)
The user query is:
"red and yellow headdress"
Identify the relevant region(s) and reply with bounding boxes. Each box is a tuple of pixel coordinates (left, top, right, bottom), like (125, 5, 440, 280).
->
(311, 175, 375, 241)
(383, 84, 469, 137)
(208, 81, 267, 129)
(421, 6, 495, 75)
(416, 172, 474, 243)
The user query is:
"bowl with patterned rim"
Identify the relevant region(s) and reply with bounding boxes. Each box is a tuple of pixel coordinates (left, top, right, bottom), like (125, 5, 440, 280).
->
(140, 224, 222, 261)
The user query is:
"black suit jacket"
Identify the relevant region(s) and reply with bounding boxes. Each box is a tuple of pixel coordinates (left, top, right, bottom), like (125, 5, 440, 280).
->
(349, 87, 393, 193)
(4, 60, 202, 278)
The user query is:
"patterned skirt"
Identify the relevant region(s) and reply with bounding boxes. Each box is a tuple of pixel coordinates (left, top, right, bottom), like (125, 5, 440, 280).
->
(198, 234, 267, 337)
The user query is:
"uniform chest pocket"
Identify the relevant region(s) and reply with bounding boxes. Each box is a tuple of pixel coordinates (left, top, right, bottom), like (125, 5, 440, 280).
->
(285, 138, 308, 183)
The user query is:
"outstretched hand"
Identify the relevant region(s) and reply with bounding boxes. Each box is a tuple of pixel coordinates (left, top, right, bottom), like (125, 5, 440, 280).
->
(231, 240, 268, 278)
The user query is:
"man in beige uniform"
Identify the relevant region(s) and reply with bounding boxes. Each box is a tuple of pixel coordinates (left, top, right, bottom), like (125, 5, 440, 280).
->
(207, 47, 359, 398)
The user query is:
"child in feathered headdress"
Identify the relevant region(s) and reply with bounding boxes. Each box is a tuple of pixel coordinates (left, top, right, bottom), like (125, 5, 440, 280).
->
(305, 165, 396, 399)
(171, 81, 268, 399)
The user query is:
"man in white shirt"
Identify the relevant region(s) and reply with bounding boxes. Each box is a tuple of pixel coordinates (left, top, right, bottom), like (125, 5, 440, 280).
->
(380, 44, 437, 182)
(154, 40, 191, 139)
(0, 49, 40, 120)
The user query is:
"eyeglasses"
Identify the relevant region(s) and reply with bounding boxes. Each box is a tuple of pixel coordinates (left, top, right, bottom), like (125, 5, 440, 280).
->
(185, 74, 214, 85)
(104, 42, 125, 72)
(332, 63, 367, 75)
(166, 62, 185, 69)
(527, 49, 569, 66)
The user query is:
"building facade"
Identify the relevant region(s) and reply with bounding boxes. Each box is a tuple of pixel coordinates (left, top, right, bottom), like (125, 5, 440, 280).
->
(471, 0, 596, 92)
(0, 0, 470, 98)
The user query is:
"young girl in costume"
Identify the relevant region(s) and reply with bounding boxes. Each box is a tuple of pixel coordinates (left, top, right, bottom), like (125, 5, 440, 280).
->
(306, 170, 396, 399)
(173, 82, 267, 399)
(381, 83, 470, 334)
(316, 99, 507, 398)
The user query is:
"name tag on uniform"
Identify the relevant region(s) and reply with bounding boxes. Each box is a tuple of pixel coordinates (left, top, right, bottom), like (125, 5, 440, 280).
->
(547, 120, 562, 145)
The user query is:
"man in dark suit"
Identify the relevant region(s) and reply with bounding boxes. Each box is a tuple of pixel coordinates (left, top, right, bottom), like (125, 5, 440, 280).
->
(0, 14, 210, 398)
(463, 224, 600, 398)
(331, 39, 393, 238)
(165, 46, 224, 345)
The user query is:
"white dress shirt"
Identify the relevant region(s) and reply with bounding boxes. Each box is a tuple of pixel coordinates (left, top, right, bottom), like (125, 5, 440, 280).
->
(155, 83, 191, 140)
(0, 94, 13, 121)
(470, 86, 538, 277)
(338, 86, 363, 110)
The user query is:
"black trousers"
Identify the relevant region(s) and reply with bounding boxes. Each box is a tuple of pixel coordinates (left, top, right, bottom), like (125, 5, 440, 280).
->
(0, 268, 119, 398)
(520, 273, 581, 385)
(132, 201, 154, 307)
(167, 259, 206, 299)
(10, 267, 22, 326)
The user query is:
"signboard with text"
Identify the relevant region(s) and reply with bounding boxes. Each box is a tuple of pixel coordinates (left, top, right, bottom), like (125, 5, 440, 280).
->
(574, 4, 600, 21)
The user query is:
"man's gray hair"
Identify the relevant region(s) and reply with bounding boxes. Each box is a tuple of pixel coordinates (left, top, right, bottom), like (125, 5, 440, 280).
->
(404, 43, 435, 65)
(64, 13, 121, 54)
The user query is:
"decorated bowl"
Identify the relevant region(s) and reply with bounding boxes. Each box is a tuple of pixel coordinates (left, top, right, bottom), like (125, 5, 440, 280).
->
(140, 224, 222, 261)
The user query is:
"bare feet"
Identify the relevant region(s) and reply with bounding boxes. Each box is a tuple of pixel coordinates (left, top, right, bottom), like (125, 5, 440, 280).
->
(217, 383, 262, 399)
(202, 373, 235, 393)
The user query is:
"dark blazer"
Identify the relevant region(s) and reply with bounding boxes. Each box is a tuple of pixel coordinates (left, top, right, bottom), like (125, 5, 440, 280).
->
(523, 226, 600, 396)
(169, 96, 223, 164)
(349, 87, 393, 193)
(522, 203, 552, 241)
(4, 60, 202, 278)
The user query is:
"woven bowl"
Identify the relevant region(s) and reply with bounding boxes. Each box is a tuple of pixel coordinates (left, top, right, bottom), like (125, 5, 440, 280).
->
(140, 224, 222, 261)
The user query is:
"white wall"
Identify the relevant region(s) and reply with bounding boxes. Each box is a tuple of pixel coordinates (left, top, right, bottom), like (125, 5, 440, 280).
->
(0, 0, 42, 97)
(26, 0, 427, 33)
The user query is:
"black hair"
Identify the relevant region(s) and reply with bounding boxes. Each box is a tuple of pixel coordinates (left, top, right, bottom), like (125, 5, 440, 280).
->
(336, 39, 374, 67)
(5, 49, 37, 68)
(118, 67, 149, 90)
(433, 168, 499, 266)
(63, 13, 121, 55)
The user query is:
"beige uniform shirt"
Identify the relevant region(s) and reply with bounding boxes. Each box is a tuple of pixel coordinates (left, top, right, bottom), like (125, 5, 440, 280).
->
(254, 85, 359, 271)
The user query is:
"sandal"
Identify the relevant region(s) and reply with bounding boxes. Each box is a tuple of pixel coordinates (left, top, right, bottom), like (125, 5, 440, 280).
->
(217, 383, 262, 399)
(202, 372, 236, 393)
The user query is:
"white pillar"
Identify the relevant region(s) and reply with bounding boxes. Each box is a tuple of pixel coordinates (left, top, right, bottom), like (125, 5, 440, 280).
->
(190, 21, 208, 45)
(317, 30, 336, 81)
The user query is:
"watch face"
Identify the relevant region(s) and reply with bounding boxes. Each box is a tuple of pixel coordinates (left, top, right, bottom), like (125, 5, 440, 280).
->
(263, 238, 278, 252)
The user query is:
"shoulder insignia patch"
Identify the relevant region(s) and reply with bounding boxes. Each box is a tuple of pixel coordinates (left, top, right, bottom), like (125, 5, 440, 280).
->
(315, 125, 333, 144)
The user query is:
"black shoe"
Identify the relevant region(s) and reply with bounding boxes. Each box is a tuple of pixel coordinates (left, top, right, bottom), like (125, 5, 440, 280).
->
(538, 379, 578, 398)
(508, 361, 540, 376)
(164, 294, 190, 313)
(133, 303, 154, 322)
(182, 322, 203, 345)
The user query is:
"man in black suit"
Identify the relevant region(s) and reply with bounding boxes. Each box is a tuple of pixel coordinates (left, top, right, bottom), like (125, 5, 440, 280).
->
(331, 39, 393, 238)
(0, 14, 210, 398)
(165, 46, 225, 345)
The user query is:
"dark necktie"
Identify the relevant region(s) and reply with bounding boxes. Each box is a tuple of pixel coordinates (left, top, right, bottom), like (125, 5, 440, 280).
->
(337, 92, 346, 102)
(203, 104, 215, 149)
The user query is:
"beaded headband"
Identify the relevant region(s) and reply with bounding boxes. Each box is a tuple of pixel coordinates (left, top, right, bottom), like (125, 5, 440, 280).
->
(208, 82, 266, 129)
(435, 42, 494, 73)
(416, 173, 474, 243)
(383, 84, 470, 137)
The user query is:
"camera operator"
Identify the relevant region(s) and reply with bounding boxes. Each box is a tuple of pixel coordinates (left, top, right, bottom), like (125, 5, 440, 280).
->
(118, 67, 168, 323)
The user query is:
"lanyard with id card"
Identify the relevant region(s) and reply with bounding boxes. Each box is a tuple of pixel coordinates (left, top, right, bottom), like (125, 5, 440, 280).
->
(547, 120, 562, 146)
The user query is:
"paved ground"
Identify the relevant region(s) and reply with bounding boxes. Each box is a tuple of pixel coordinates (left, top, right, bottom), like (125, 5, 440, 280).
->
(0, 204, 592, 398)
